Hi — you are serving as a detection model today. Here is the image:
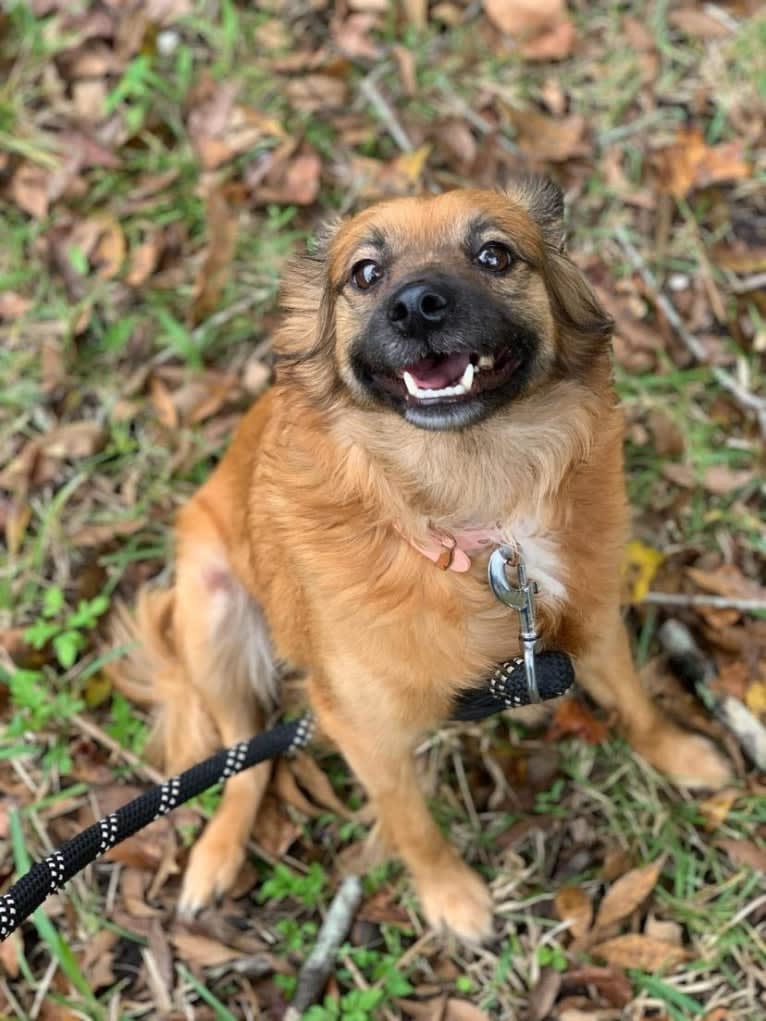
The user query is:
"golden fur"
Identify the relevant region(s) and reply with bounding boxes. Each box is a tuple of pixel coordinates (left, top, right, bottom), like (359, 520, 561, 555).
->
(111, 182, 730, 940)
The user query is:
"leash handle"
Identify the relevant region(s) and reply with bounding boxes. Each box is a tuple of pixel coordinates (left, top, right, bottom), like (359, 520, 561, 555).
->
(0, 716, 313, 942)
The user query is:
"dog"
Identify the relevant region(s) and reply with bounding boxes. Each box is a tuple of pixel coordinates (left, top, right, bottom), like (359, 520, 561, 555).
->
(111, 178, 730, 941)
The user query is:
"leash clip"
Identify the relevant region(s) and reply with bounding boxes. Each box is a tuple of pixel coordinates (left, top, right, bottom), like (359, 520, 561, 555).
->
(488, 545, 541, 703)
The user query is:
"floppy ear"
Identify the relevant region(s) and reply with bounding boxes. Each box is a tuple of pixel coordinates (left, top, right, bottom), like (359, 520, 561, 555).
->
(506, 174, 567, 250)
(506, 175, 613, 372)
(273, 216, 344, 405)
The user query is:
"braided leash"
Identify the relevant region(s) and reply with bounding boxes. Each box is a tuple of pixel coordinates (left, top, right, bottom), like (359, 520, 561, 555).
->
(0, 651, 573, 941)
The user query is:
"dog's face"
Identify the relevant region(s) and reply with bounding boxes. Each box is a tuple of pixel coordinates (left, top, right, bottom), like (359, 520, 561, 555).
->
(279, 179, 613, 431)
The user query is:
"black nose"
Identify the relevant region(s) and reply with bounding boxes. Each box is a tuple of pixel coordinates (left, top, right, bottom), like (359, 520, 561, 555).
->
(388, 280, 452, 335)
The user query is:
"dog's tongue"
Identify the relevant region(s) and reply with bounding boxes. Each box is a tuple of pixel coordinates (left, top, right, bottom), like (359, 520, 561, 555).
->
(405, 352, 470, 389)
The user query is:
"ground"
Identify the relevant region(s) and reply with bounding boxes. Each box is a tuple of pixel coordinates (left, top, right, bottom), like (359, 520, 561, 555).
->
(1, 1, 765, 1019)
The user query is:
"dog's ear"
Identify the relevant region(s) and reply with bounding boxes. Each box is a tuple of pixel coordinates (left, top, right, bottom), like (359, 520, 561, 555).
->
(543, 247, 614, 373)
(273, 217, 343, 405)
(507, 175, 567, 251)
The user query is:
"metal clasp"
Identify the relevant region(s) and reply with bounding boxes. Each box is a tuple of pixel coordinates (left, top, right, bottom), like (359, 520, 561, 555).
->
(488, 546, 541, 703)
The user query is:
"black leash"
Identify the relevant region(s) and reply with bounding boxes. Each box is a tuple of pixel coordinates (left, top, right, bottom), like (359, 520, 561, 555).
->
(0, 651, 573, 942)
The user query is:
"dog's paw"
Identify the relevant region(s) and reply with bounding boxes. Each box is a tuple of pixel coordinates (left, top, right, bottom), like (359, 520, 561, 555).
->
(178, 831, 246, 917)
(417, 862, 493, 943)
(637, 728, 732, 791)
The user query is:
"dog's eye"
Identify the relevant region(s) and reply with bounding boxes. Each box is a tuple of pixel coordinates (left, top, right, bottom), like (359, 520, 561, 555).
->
(350, 259, 384, 291)
(475, 242, 513, 274)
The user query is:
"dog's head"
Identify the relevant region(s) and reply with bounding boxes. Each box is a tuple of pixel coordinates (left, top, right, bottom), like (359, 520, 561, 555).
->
(277, 178, 613, 431)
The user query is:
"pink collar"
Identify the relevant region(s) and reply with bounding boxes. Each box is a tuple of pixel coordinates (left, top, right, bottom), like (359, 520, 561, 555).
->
(395, 522, 504, 573)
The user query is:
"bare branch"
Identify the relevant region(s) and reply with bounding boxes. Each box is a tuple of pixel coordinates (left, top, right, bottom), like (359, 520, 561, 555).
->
(644, 592, 766, 614)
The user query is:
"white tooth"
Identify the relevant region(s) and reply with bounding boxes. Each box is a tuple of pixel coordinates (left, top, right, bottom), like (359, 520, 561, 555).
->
(478, 355, 494, 370)
(403, 371, 419, 397)
(460, 362, 475, 391)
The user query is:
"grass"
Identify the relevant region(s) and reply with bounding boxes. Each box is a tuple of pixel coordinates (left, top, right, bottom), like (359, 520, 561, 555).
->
(1, 0, 765, 1018)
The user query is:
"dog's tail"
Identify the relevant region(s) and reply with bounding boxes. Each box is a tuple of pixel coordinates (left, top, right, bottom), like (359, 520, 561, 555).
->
(106, 587, 218, 770)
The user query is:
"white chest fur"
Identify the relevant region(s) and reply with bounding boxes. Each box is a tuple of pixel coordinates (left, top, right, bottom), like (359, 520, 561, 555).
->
(499, 519, 568, 604)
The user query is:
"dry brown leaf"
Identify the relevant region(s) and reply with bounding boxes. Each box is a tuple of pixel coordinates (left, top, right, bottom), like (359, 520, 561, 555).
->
(171, 931, 247, 968)
(702, 465, 755, 495)
(121, 867, 163, 918)
(669, 8, 733, 39)
(0, 292, 32, 319)
(273, 758, 323, 817)
(92, 217, 126, 280)
(520, 18, 575, 60)
(646, 409, 685, 458)
(699, 788, 740, 830)
(528, 969, 562, 1021)
(703, 1009, 735, 1021)
(285, 74, 348, 114)
(484, 0, 565, 38)
(509, 109, 588, 162)
(0, 930, 21, 978)
(42, 421, 105, 460)
(256, 144, 322, 206)
(687, 564, 765, 601)
(392, 44, 418, 96)
(661, 463, 695, 488)
(150, 376, 179, 430)
(125, 234, 163, 288)
(188, 81, 285, 169)
(10, 162, 50, 219)
(81, 928, 117, 990)
(594, 857, 665, 931)
(656, 127, 750, 199)
(644, 913, 683, 947)
(547, 697, 609, 744)
(716, 838, 766, 872)
(332, 13, 383, 60)
(191, 189, 238, 324)
(591, 933, 689, 972)
(562, 964, 633, 1007)
(745, 681, 766, 717)
(290, 752, 356, 820)
(555, 886, 593, 941)
(401, 0, 427, 30)
(396, 997, 447, 1021)
(444, 1000, 491, 1021)
(252, 793, 301, 858)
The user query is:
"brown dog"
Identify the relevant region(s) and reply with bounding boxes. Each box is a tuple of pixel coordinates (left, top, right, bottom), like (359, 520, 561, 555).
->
(112, 179, 730, 941)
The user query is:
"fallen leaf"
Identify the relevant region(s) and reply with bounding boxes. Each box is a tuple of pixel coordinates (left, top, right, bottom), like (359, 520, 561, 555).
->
(188, 80, 285, 169)
(686, 564, 764, 601)
(591, 933, 689, 972)
(42, 421, 105, 460)
(252, 793, 301, 858)
(0, 930, 20, 978)
(285, 74, 348, 114)
(191, 188, 238, 324)
(444, 1000, 491, 1021)
(555, 886, 593, 941)
(255, 144, 322, 206)
(528, 969, 562, 1021)
(10, 162, 50, 219)
(508, 108, 588, 162)
(655, 126, 750, 199)
(594, 857, 665, 931)
(623, 540, 664, 603)
(646, 408, 685, 458)
(171, 931, 248, 968)
(644, 913, 683, 947)
(702, 465, 755, 495)
(0, 292, 32, 318)
(121, 867, 163, 918)
(150, 376, 179, 429)
(91, 216, 126, 280)
(562, 964, 633, 1007)
(401, 0, 427, 30)
(669, 8, 733, 39)
(717, 838, 766, 872)
(745, 681, 766, 716)
(290, 752, 356, 820)
(547, 698, 609, 744)
(699, 789, 740, 830)
(485, 0, 575, 61)
(397, 997, 447, 1021)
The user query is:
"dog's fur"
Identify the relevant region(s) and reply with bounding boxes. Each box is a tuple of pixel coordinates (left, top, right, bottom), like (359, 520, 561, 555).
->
(111, 181, 730, 940)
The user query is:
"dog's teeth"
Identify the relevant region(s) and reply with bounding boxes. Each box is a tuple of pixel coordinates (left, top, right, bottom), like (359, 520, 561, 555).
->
(460, 363, 475, 391)
(403, 371, 419, 397)
(478, 355, 494, 370)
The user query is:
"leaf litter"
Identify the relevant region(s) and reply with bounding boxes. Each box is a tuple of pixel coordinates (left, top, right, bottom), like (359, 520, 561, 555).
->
(1, 1, 765, 1018)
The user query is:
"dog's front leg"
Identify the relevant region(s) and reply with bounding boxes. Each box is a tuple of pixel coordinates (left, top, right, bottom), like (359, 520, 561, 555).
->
(311, 683, 493, 942)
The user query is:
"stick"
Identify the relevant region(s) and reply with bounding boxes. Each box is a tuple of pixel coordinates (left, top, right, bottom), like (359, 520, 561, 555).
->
(285, 875, 364, 1019)
(658, 619, 766, 771)
(71, 712, 165, 785)
(359, 77, 413, 153)
(615, 227, 766, 439)
(643, 592, 766, 614)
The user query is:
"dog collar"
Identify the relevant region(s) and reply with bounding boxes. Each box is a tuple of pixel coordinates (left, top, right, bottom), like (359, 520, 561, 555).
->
(395, 522, 504, 572)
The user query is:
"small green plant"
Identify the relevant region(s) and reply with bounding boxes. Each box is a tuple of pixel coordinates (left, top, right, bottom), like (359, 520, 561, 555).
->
(259, 862, 327, 908)
(303, 986, 385, 1021)
(24, 587, 109, 670)
(106, 693, 149, 755)
(4, 668, 83, 772)
(537, 943, 568, 973)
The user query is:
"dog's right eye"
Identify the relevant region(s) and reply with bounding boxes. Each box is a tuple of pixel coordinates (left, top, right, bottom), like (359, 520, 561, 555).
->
(350, 259, 383, 291)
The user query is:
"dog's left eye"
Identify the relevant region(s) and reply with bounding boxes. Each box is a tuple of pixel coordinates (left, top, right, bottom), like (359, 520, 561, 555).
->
(475, 242, 513, 274)
(350, 259, 384, 291)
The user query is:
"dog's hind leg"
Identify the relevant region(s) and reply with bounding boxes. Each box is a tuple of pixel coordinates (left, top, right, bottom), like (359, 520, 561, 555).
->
(155, 500, 277, 914)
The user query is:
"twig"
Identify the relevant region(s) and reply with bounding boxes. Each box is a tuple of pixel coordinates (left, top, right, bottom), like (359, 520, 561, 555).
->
(644, 592, 766, 614)
(284, 875, 364, 1019)
(71, 712, 164, 785)
(615, 226, 766, 439)
(359, 77, 413, 153)
(659, 619, 766, 771)
(729, 271, 766, 295)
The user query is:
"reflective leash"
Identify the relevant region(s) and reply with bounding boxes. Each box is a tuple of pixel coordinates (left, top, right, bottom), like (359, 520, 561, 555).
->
(0, 549, 573, 942)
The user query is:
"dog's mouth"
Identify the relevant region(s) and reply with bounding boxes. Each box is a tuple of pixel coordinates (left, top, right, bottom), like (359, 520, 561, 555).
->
(374, 351, 519, 405)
